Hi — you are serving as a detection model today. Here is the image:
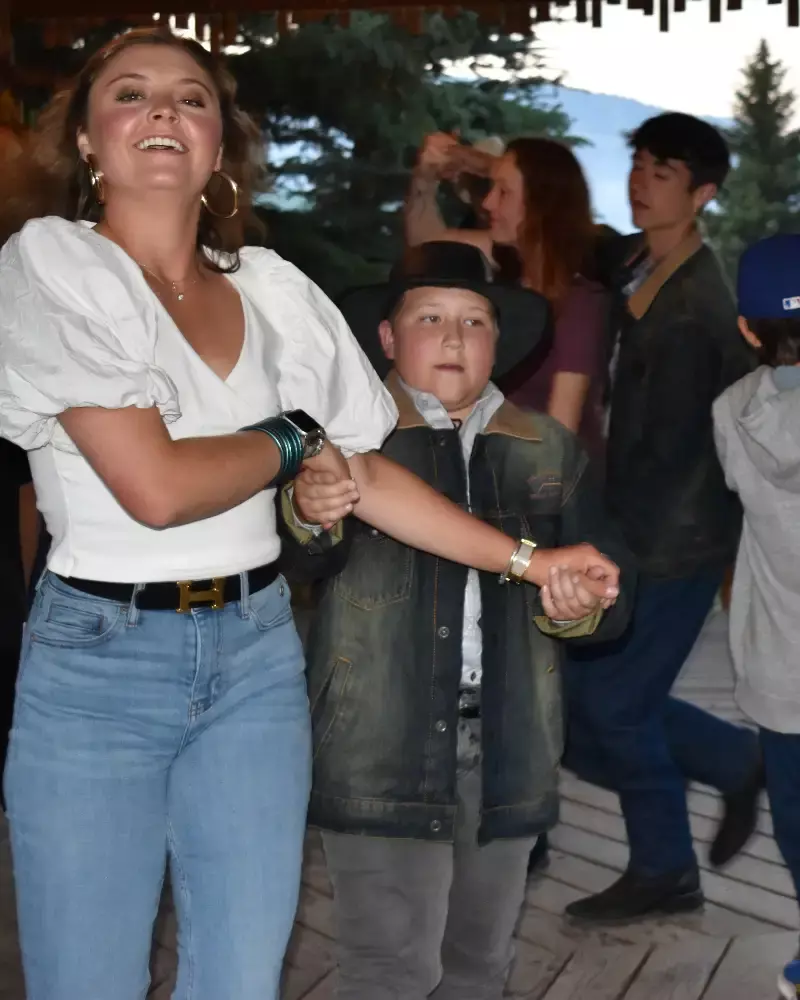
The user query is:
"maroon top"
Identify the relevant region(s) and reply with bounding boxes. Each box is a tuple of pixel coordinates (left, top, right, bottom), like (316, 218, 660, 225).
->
(501, 276, 608, 464)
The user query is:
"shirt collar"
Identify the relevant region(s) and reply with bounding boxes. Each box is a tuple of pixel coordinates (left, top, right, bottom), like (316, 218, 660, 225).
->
(396, 375, 504, 436)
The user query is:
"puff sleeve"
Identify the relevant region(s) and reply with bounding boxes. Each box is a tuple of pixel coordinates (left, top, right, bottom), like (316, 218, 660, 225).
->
(237, 247, 397, 457)
(0, 217, 180, 453)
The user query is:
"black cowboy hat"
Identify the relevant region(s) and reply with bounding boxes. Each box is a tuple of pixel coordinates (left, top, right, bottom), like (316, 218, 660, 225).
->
(337, 241, 550, 380)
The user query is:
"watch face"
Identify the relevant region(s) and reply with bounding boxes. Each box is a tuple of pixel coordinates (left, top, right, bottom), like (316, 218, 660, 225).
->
(285, 409, 322, 435)
(305, 430, 326, 458)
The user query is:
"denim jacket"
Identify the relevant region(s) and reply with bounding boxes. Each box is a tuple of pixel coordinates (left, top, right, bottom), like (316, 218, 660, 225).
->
(289, 374, 634, 844)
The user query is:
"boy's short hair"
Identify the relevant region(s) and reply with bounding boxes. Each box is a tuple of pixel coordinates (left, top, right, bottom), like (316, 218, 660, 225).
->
(629, 112, 730, 190)
(739, 234, 800, 367)
(744, 318, 800, 367)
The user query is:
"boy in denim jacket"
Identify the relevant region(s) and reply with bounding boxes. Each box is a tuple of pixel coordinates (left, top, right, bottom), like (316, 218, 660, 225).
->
(287, 241, 633, 1000)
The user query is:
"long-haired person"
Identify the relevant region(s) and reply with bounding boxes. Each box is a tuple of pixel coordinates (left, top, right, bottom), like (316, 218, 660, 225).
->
(0, 29, 619, 1000)
(406, 134, 608, 460)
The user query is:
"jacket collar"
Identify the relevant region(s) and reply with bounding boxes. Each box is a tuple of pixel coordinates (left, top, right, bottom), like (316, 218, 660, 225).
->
(386, 369, 542, 443)
(626, 228, 704, 321)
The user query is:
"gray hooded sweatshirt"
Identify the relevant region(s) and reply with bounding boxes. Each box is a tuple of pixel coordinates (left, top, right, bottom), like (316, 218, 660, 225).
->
(713, 365, 800, 734)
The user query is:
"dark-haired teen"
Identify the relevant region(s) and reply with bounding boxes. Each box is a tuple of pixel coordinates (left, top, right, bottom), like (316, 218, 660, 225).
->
(712, 235, 800, 997)
(563, 113, 762, 923)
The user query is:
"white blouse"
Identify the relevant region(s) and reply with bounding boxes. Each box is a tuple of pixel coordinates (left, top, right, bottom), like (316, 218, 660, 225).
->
(0, 217, 397, 582)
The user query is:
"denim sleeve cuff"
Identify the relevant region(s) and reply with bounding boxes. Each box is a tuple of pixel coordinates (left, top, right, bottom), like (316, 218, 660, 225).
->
(534, 607, 604, 638)
(280, 487, 344, 547)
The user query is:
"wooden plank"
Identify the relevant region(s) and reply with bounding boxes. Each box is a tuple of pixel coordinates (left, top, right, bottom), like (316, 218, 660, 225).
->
(557, 800, 794, 898)
(505, 938, 569, 997)
(294, 969, 334, 1000)
(550, 825, 798, 929)
(545, 850, 775, 939)
(282, 923, 336, 1000)
(295, 887, 336, 941)
(560, 779, 781, 865)
(539, 942, 649, 1000)
(559, 774, 772, 841)
(702, 932, 799, 1000)
(622, 937, 728, 1000)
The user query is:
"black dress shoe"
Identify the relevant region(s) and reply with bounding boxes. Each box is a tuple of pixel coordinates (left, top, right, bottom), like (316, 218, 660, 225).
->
(527, 834, 550, 874)
(565, 866, 704, 924)
(709, 760, 765, 868)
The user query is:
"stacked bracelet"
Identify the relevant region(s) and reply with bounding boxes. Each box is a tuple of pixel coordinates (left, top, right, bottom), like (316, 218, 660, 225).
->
(241, 416, 305, 488)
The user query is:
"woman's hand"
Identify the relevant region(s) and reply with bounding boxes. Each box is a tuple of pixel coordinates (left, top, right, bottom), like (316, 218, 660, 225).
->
(541, 565, 612, 622)
(294, 459, 358, 531)
(526, 544, 619, 602)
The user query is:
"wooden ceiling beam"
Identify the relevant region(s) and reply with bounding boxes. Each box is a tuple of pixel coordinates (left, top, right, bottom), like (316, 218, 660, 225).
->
(1, 0, 535, 15)
(1, 0, 800, 31)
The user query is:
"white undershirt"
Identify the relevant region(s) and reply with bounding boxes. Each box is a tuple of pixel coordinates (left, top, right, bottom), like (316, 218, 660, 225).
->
(0, 217, 397, 583)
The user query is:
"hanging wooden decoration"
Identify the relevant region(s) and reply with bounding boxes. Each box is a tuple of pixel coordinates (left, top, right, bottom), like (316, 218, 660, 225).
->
(4, 0, 800, 53)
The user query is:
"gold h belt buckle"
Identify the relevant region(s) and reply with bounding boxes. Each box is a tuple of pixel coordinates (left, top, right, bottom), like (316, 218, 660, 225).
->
(176, 578, 226, 613)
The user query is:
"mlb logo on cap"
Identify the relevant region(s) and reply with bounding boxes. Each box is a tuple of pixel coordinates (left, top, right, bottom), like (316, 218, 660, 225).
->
(738, 233, 800, 319)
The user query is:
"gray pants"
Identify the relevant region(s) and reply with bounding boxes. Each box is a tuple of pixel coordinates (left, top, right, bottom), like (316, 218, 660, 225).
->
(322, 722, 536, 1000)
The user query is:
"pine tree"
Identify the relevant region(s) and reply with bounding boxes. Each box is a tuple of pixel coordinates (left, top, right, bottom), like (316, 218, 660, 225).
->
(706, 40, 800, 280)
(235, 11, 577, 294)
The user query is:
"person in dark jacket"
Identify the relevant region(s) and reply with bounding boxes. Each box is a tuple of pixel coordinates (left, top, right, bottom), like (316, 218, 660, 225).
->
(562, 113, 763, 924)
(285, 241, 633, 1000)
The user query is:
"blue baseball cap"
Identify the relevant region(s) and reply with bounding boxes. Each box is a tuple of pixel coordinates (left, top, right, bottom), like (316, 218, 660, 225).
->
(738, 233, 800, 319)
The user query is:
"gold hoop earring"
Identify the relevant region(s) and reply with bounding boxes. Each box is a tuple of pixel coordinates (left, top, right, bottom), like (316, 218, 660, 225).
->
(201, 170, 239, 219)
(86, 155, 105, 206)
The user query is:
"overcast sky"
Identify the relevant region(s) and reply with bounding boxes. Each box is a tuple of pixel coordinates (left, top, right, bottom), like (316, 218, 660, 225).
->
(534, 1, 800, 123)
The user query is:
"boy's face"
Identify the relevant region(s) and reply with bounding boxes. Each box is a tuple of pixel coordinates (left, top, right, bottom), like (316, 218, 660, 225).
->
(379, 286, 498, 418)
(628, 148, 715, 234)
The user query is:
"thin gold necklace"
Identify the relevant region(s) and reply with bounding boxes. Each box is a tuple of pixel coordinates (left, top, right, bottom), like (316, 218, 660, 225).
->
(139, 262, 202, 303)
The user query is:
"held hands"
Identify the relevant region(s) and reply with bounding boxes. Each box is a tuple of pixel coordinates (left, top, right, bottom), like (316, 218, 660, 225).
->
(526, 547, 619, 621)
(541, 565, 614, 622)
(294, 460, 358, 531)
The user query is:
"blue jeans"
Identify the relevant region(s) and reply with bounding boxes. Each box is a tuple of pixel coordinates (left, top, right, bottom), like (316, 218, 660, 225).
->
(760, 728, 800, 909)
(563, 570, 759, 877)
(4, 571, 311, 1000)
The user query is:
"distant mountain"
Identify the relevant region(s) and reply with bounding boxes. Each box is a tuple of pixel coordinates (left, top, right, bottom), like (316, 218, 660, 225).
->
(541, 84, 731, 231)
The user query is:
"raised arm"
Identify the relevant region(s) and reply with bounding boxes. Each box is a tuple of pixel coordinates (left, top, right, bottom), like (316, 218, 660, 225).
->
(405, 132, 492, 257)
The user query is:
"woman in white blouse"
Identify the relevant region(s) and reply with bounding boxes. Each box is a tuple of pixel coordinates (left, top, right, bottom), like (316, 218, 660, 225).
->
(0, 28, 618, 1000)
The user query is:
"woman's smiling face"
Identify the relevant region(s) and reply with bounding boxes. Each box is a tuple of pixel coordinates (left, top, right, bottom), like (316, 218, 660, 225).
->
(77, 43, 224, 201)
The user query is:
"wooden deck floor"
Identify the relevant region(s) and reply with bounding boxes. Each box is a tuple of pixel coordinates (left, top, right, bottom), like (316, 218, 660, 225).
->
(1, 609, 797, 999)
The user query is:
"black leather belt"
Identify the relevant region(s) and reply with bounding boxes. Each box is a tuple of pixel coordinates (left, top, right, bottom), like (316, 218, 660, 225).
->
(55, 561, 280, 613)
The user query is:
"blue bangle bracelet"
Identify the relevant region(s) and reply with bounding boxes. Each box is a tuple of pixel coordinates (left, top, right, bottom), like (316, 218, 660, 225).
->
(241, 416, 305, 487)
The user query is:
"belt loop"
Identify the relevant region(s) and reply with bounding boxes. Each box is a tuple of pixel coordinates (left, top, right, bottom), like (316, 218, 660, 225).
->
(126, 583, 144, 628)
(239, 570, 251, 619)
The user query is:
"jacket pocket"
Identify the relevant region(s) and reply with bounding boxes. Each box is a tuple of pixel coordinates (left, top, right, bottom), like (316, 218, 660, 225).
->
(333, 529, 413, 611)
(310, 655, 354, 759)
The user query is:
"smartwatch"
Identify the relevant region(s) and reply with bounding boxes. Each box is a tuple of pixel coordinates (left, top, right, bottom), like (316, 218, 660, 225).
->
(282, 410, 326, 461)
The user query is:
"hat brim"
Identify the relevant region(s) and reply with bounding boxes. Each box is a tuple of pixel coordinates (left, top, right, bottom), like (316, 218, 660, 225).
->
(337, 277, 550, 382)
